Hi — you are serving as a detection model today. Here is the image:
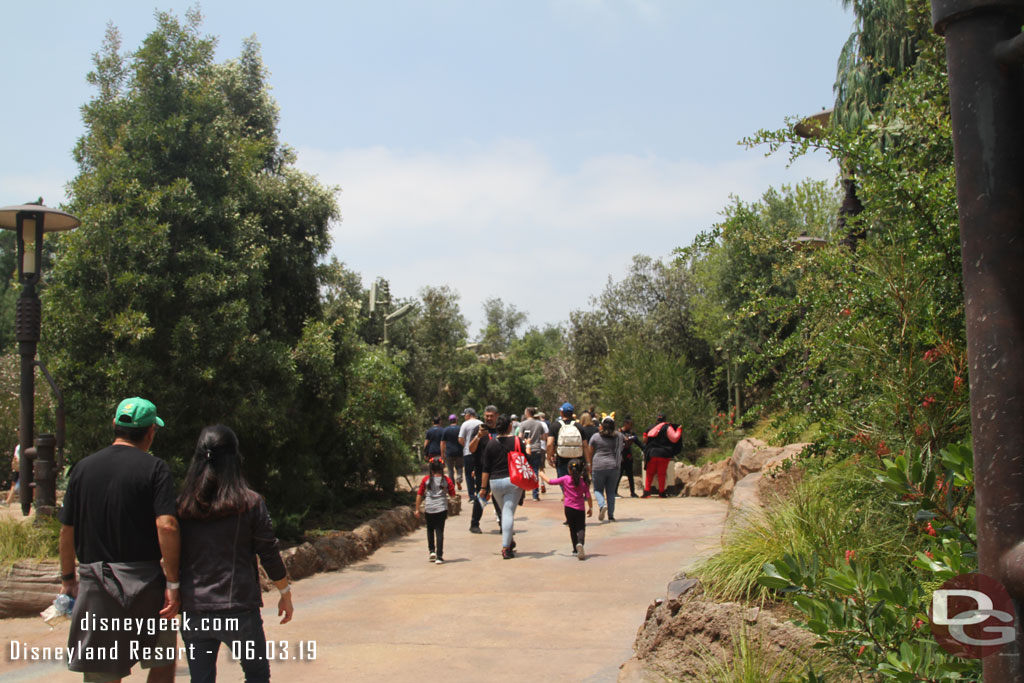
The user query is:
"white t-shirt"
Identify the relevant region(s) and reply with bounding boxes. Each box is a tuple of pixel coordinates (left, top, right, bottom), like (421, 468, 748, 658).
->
(458, 418, 482, 455)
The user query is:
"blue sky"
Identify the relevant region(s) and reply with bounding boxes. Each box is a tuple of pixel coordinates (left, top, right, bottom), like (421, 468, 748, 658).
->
(1, 1, 852, 333)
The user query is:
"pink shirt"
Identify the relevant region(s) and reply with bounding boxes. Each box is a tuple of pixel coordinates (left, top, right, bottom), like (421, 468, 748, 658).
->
(547, 475, 591, 511)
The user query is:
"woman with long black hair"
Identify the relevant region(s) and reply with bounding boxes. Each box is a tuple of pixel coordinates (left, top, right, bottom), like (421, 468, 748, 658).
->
(479, 414, 523, 559)
(177, 425, 293, 682)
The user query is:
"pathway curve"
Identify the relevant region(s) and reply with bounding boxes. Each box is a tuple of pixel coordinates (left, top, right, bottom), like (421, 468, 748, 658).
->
(0, 486, 727, 682)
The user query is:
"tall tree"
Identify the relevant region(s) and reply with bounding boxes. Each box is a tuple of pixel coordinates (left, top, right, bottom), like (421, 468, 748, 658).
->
(45, 11, 340, 503)
(833, 0, 931, 131)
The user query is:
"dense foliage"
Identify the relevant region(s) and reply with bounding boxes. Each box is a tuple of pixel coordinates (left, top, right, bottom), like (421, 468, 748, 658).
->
(45, 11, 416, 516)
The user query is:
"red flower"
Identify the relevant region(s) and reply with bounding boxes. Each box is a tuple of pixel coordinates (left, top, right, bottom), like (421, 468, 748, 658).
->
(841, 308, 851, 317)
(875, 441, 890, 456)
(913, 619, 925, 630)
(845, 550, 856, 564)
(925, 551, 934, 559)
(923, 348, 942, 363)
(914, 423, 927, 437)
(857, 645, 867, 657)
(953, 376, 964, 393)
(921, 396, 936, 409)
(926, 522, 937, 537)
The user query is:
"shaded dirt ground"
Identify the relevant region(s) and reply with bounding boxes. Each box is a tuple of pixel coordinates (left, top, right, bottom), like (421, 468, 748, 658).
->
(0, 484, 727, 682)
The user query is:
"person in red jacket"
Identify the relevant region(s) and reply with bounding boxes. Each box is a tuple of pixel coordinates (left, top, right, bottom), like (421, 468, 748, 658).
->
(642, 413, 681, 498)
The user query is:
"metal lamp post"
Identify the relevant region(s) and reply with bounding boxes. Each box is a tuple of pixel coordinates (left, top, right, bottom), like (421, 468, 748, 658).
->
(0, 204, 79, 516)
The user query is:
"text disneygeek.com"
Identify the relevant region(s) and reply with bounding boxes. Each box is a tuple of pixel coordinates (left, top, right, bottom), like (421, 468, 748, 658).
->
(8, 611, 317, 663)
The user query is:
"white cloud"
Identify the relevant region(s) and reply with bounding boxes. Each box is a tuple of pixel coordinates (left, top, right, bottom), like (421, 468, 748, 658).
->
(296, 141, 837, 334)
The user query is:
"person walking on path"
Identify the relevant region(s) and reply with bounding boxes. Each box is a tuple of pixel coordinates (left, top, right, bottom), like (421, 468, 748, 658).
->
(479, 414, 522, 559)
(617, 416, 642, 498)
(517, 407, 548, 501)
(590, 415, 624, 521)
(415, 457, 456, 564)
(4, 438, 19, 507)
(458, 408, 483, 502)
(441, 414, 463, 490)
(547, 402, 589, 478)
(540, 460, 593, 559)
(466, 406, 498, 533)
(177, 425, 293, 683)
(58, 396, 180, 682)
(643, 413, 682, 498)
(423, 415, 445, 461)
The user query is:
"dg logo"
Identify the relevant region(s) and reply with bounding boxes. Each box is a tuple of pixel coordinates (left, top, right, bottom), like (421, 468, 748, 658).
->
(930, 573, 1016, 658)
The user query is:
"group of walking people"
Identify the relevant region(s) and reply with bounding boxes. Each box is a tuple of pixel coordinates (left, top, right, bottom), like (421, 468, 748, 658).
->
(57, 397, 290, 683)
(417, 401, 684, 563)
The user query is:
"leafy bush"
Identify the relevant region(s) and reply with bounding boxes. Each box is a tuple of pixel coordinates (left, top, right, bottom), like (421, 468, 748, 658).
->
(758, 443, 980, 681)
(599, 343, 712, 451)
(696, 461, 913, 603)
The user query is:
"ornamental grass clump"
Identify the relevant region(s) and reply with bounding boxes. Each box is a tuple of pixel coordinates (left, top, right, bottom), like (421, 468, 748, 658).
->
(695, 462, 913, 603)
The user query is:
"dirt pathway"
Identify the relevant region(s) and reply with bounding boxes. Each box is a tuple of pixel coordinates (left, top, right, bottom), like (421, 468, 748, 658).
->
(0, 487, 727, 682)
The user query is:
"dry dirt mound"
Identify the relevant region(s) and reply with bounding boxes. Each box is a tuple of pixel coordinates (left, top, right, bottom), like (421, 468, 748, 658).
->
(619, 584, 820, 682)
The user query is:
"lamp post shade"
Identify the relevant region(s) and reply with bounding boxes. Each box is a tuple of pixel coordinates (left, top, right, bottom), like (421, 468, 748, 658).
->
(0, 204, 81, 232)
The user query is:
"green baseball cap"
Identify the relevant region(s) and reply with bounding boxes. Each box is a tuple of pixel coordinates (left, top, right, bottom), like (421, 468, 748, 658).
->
(114, 397, 165, 428)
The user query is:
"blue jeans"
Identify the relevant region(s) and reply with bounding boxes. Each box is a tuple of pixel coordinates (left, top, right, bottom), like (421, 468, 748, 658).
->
(181, 608, 270, 683)
(489, 477, 520, 548)
(556, 457, 572, 478)
(593, 468, 618, 517)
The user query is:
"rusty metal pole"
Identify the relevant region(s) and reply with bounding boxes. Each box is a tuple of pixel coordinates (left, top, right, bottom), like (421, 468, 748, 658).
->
(14, 212, 42, 517)
(931, 1, 1024, 678)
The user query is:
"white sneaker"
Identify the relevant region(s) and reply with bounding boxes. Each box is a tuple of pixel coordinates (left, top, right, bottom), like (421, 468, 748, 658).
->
(435, 558, 444, 565)
(598, 506, 606, 521)
(576, 543, 586, 560)
(429, 552, 436, 561)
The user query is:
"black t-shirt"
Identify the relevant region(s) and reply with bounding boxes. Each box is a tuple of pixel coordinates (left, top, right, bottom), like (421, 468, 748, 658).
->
(58, 444, 177, 564)
(483, 435, 518, 480)
(580, 424, 599, 444)
(471, 424, 495, 456)
(441, 424, 461, 457)
(425, 425, 445, 455)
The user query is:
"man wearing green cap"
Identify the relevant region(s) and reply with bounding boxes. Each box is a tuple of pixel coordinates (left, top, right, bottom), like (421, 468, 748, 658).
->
(58, 397, 180, 682)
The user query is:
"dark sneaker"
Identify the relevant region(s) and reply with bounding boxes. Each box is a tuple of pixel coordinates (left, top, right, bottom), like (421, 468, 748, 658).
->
(641, 492, 652, 498)
(630, 493, 639, 498)
(608, 514, 616, 522)
(469, 525, 482, 534)
(659, 493, 668, 498)
(502, 547, 514, 560)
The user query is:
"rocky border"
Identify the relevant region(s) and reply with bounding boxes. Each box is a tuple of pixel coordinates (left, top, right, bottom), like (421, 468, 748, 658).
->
(618, 580, 820, 682)
(1, 499, 456, 619)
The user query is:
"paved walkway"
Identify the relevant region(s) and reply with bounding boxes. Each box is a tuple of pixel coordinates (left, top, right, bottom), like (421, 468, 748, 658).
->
(0, 487, 727, 682)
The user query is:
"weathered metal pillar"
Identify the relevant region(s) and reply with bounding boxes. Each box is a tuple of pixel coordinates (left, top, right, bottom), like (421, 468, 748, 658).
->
(15, 251, 41, 517)
(931, 1, 1024, 678)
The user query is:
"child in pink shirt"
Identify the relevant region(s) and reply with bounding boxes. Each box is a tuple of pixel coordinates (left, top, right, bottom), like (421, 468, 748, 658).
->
(540, 459, 593, 560)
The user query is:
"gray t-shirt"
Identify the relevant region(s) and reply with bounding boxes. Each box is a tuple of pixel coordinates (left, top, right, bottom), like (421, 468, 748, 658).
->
(517, 417, 548, 451)
(589, 432, 624, 471)
(458, 418, 483, 455)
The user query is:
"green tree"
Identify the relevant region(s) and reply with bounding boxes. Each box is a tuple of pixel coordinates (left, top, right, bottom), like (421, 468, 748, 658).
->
(45, 11, 348, 509)
(833, 0, 931, 131)
(478, 297, 526, 355)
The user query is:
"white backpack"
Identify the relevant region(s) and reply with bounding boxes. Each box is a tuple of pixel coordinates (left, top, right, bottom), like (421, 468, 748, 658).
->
(556, 419, 583, 460)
